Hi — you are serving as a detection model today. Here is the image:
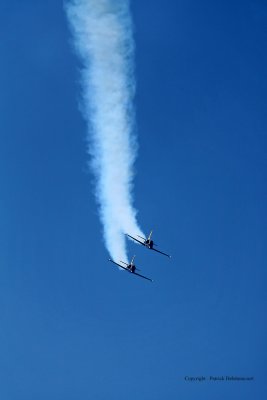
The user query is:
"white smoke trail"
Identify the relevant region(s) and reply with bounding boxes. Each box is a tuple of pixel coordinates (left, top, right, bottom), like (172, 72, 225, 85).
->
(66, 0, 144, 262)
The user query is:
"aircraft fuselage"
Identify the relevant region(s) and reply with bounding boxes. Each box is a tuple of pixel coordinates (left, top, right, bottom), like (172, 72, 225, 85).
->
(145, 239, 154, 249)
(128, 264, 136, 273)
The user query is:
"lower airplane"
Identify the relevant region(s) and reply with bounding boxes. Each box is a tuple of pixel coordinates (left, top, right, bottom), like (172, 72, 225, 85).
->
(109, 255, 153, 282)
(126, 230, 171, 258)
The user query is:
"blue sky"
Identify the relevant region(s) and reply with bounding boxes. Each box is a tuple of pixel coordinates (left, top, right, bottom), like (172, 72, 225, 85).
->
(0, 0, 266, 399)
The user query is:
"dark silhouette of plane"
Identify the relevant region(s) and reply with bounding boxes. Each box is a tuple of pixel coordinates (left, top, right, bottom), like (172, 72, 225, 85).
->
(126, 230, 171, 258)
(109, 255, 153, 282)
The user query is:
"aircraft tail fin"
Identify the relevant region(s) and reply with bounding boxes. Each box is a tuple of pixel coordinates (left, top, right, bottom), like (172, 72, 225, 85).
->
(130, 255, 136, 265)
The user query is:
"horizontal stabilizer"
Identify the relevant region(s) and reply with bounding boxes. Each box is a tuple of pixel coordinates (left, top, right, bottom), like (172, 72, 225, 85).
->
(137, 235, 146, 240)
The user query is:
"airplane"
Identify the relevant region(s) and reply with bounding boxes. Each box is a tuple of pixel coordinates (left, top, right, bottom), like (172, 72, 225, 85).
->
(109, 255, 153, 282)
(126, 230, 171, 258)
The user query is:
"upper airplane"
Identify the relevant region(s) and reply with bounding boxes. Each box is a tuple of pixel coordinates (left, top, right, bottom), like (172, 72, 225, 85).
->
(126, 230, 171, 258)
(109, 255, 153, 282)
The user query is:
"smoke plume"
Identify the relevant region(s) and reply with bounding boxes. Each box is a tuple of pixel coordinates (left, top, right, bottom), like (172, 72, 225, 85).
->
(66, 0, 144, 261)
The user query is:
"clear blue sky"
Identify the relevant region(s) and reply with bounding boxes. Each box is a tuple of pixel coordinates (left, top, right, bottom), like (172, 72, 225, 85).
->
(0, 0, 266, 399)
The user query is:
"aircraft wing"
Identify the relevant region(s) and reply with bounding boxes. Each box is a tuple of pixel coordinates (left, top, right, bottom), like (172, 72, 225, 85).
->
(152, 248, 171, 258)
(126, 234, 145, 246)
(109, 259, 124, 268)
(133, 271, 153, 282)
